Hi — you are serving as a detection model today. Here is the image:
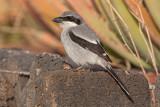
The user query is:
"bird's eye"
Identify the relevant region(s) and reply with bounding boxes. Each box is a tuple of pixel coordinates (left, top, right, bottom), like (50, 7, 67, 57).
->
(67, 16, 71, 20)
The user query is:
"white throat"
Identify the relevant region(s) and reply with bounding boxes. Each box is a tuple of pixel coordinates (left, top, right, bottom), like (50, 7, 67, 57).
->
(60, 21, 78, 29)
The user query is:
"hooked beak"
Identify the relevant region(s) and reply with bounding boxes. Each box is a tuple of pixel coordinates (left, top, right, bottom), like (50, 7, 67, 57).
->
(52, 17, 63, 23)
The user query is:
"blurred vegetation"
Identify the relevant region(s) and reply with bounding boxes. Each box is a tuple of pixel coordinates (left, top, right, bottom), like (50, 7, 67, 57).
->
(0, 0, 159, 77)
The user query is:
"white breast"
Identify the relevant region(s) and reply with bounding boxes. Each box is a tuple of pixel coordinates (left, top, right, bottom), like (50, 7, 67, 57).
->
(60, 30, 99, 66)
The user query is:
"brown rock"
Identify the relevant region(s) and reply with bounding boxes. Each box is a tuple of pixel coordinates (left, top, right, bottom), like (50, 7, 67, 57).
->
(0, 48, 34, 107)
(19, 53, 150, 107)
(155, 74, 160, 107)
(0, 49, 151, 107)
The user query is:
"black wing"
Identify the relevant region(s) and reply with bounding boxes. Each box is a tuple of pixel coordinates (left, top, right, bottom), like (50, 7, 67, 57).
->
(69, 31, 112, 62)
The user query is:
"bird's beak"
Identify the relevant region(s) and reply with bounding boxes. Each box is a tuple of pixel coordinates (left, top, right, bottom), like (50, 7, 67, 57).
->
(52, 17, 63, 23)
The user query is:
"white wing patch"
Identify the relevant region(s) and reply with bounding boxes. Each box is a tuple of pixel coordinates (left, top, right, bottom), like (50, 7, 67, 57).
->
(103, 53, 106, 56)
(103, 53, 109, 56)
(87, 40, 98, 44)
(74, 35, 98, 44)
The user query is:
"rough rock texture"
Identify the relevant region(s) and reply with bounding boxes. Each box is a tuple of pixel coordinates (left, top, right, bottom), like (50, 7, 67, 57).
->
(155, 74, 160, 106)
(0, 48, 151, 107)
(0, 48, 36, 107)
(0, 48, 36, 71)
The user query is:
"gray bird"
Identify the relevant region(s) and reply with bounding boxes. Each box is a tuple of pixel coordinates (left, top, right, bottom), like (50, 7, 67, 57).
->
(52, 11, 133, 103)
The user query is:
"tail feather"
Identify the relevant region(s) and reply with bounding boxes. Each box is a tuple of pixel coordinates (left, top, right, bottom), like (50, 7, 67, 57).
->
(105, 68, 134, 103)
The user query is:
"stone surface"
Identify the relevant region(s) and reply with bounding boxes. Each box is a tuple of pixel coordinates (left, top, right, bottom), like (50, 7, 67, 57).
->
(0, 48, 36, 71)
(0, 48, 151, 107)
(19, 70, 151, 107)
(155, 74, 160, 107)
(0, 48, 36, 107)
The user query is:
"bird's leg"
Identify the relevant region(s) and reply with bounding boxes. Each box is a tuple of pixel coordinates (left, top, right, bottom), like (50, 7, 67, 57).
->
(63, 61, 72, 70)
(75, 66, 83, 71)
(74, 65, 91, 71)
(83, 66, 92, 71)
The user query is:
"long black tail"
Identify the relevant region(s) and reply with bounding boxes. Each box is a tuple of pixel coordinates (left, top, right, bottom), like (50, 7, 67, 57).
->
(105, 68, 134, 103)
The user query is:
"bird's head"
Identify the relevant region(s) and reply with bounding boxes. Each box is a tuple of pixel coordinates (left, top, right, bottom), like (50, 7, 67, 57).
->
(52, 11, 84, 29)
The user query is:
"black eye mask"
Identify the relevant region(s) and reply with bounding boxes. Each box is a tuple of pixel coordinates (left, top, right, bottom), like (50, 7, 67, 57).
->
(63, 16, 81, 25)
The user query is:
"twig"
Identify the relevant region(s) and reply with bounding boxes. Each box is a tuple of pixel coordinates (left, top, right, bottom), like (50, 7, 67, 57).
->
(13, 9, 23, 32)
(0, 69, 30, 76)
(106, 0, 147, 77)
(131, 0, 158, 76)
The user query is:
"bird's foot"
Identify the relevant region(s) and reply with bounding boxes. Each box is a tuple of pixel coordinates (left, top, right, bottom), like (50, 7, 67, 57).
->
(63, 62, 72, 70)
(74, 66, 92, 71)
(75, 66, 83, 71)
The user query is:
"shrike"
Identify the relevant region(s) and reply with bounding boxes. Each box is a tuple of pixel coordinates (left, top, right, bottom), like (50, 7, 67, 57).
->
(52, 11, 133, 103)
